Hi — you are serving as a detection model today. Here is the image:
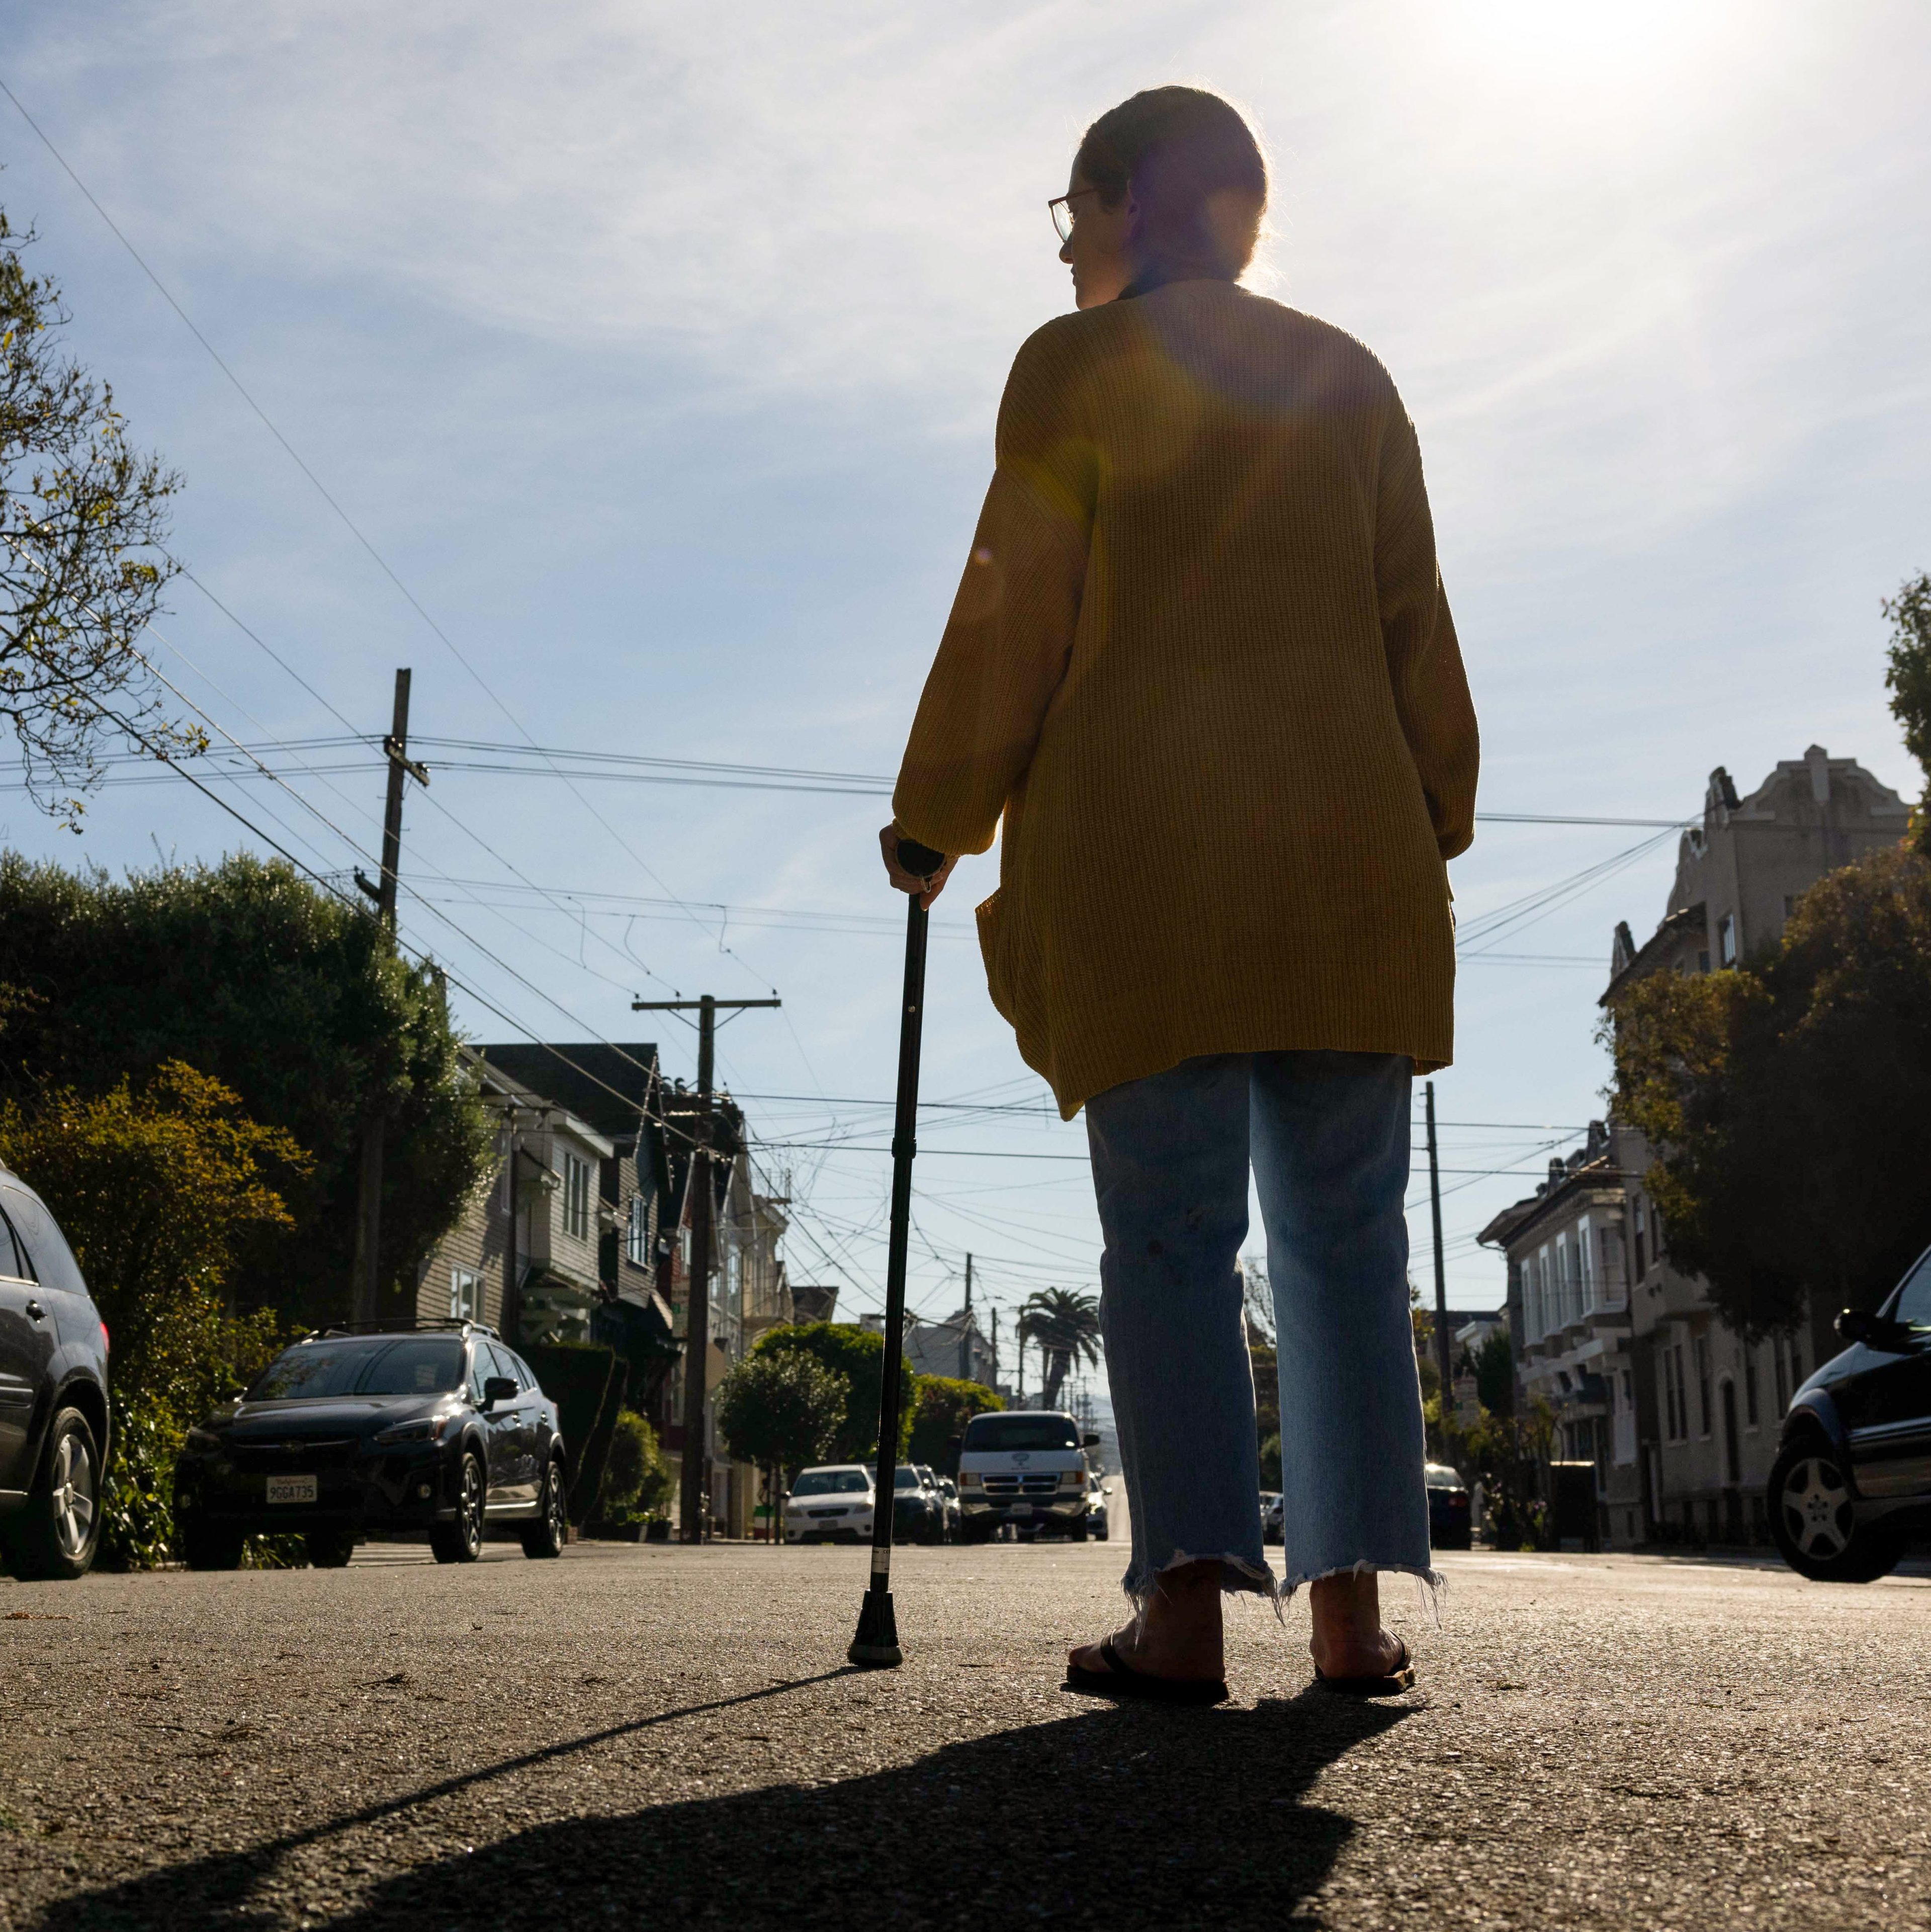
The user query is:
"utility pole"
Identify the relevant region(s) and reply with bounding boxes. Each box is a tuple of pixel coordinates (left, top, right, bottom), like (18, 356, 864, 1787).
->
(1426, 1079, 1453, 1434)
(960, 1252, 973, 1379)
(350, 669, 429, 1325)
(634, 991, 781, 1544)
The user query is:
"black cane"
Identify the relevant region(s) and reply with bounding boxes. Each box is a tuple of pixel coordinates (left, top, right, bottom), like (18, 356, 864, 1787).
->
(848, 835, 946, 1668)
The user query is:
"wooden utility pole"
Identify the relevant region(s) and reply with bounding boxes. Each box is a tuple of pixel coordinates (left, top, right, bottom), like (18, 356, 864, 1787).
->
(1426, 1079, 1453, 1429)
(350, 669, 429, 1324)
(960, 1251, 973, 1378)
(633, 991, 781, 1543)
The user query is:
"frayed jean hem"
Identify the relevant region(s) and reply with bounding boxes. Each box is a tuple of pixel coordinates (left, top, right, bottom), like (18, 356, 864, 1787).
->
(1279, 1558, 1447, 1628)
(1122, 1548, 1285, 1620)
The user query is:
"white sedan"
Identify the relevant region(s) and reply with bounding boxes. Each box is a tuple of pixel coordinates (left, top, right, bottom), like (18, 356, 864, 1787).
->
(783, 1464, 876, 1544)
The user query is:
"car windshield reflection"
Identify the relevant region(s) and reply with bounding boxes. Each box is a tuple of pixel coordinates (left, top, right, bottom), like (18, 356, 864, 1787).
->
(246, 1337, 465, 1401)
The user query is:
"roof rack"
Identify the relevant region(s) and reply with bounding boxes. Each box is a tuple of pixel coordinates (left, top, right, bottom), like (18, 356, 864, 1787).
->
(303, 1318, 499, 1341)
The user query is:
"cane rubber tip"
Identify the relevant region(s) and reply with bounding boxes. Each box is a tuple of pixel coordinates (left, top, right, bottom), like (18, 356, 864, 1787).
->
(849, 1586, 902, 1668)
(848, 1641, 904, 1668)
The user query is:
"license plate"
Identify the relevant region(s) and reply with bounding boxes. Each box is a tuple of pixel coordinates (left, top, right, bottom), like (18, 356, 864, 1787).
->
(266, 1474, 317, 1505)
(1007, 1502, 1033, 1517)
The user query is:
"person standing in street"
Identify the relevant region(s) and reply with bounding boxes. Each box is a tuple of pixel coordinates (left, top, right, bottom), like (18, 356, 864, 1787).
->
(882, 86, 1477, 1702)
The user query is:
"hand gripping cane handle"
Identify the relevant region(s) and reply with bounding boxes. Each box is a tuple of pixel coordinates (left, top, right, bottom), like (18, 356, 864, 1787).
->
(896, 836, 946, 881)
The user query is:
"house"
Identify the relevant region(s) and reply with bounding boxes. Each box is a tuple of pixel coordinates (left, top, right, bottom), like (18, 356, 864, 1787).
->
(1481, 748, 1908, 1547)
(409, 1040, 681, 1421)
(905, 1305, 999, 1388)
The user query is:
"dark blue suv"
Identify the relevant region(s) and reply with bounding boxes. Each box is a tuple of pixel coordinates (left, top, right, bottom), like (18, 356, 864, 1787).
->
(0, 1166, 111, 1581)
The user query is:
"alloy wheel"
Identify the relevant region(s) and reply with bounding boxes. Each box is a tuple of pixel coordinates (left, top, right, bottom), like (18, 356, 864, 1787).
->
(49, 1428, 97, 1561)
(1781, 1455, 1853, 1560)
(546, 1463, 567, 1547)
(459, 1455, 485, 1555)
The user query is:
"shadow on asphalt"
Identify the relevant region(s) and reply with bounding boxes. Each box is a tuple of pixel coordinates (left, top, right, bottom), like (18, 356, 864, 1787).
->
(39, 1680, 1411, 1929)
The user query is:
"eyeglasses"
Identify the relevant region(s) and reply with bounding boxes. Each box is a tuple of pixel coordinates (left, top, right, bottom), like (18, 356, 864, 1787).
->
(1048, 187, 1101, 244)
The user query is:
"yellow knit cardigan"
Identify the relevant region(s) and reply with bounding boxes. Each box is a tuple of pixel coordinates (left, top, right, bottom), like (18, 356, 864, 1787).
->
(893, 280, 1478, 1118)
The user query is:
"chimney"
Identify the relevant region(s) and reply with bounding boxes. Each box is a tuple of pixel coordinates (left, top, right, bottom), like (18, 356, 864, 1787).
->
(1805, 745, 1831, 805)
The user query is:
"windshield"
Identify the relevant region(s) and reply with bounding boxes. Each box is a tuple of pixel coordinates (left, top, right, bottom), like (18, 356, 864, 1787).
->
(247, 1337, 465, 1401)
(790, 1469, 869, 1496)
(1424, 1465, 1465, 1490)
(963, 1413, 1077, 1453)
(1895, 1249, 1931, 1328)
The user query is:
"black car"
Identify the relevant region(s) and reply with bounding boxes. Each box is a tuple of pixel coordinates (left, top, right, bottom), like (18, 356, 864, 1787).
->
(174, 1322, 566, 1569)
(0, 1167, 111, 1581)
(1770, 1243, 1931, 1583)
(1426, 1462, 1472, 1550)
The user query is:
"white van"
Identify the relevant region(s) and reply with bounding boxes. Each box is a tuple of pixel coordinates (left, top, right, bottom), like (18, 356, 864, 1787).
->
(955, 1409, 1098, 1543)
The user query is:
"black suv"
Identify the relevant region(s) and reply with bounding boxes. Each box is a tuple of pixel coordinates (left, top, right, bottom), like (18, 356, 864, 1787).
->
(173, 1322, 565, 1569)
(1771, 1241, 1931, 1582)
(0, 1167, 111, 1581)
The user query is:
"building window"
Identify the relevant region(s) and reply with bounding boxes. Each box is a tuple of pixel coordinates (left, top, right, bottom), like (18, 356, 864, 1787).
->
(1743, 1347, 1760, 1427)
(449, 1266, 481, 1321)
(1718, 913, 1737, 968)
(1633, 1198, 1648, 1278)
(1661, 1347, 1680, 1441)
(627, 1193, 648, 1267)
(562, 1152, 591, 1242)
(1694, 1336, 1712, 1437)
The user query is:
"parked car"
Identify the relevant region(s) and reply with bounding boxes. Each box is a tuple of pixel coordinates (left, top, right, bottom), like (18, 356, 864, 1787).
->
(784, 1463, 876, 1543)
(1085, 1475, 1112, 1542)
(873, 1463, 948, 1543)
(1426, 1463, 1472, 1550)
(172, 1321, 565, 1569)
(1770, 1242, 1931, 1583)
(955, 1409, 1098, 1543)
(0, 1167, 111, 1581)
(1260, 1489, 1283, 1545)
(935, 1474, 963, 1541)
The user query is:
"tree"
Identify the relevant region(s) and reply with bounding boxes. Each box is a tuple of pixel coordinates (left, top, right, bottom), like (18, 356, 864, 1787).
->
(0, 852, 493, 1327)
(908, 1375, 1003, 1474)
(716, 1350, 848, 1476)
(1016, 1288, 1101, 1410)
(2, 208, 199, 829)
(0, 1061, 305, 1569)
(1608, 846, 1931, 1336)
(750, 1322, 915, 1462)
(1883, 570, 1931, 854)
(0, 1060, 305, 1411)
(1473, 1329, 1515, 1418)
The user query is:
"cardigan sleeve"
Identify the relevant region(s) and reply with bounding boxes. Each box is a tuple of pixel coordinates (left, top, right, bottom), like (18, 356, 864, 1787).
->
(1373, 397, 1479, 862)
(892, 328, 1096, 858)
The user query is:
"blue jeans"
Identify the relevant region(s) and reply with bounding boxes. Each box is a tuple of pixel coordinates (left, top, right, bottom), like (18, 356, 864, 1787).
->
(1085, 1051, 1435, 1602)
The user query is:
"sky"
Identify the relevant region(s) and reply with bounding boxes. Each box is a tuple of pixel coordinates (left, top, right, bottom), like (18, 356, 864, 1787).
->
(3, 1, 1928, 1396)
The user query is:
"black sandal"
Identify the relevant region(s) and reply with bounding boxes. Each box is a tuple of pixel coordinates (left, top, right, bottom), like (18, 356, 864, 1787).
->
(1064, 1637, 1230, 1707)
(1313, 1636, 1415, 1697)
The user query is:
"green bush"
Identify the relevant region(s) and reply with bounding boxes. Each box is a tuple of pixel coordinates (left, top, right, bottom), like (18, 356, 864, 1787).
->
(600, 1410, 672, 1520)
(907, 1375, 1002, 1475)
(97, 1390, 181, 1571)
(751, 1323, 913, 1463)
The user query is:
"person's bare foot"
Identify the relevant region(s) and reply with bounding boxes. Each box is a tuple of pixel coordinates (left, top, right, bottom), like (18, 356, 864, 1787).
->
(1069, 1559, 1225, 1682)
(1307, 1569, 1407, 1679)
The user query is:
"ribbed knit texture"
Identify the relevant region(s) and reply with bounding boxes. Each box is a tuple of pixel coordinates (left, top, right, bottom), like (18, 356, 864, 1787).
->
(893, 280, 1478, 1118)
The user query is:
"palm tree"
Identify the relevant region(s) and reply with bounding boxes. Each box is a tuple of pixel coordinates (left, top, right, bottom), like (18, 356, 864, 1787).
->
(1017, 1288, 1102, 1411)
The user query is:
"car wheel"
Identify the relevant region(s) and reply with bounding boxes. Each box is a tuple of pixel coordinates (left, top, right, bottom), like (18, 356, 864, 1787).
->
(8, 1408, 103, 1581)
(305, 1530, 356, 1569)
(522, 1456, 567, 1559)
(1769, 1438, 1901, 1583)
(178, 1514, 245, 1572)
(430, 1452, 486, 1564)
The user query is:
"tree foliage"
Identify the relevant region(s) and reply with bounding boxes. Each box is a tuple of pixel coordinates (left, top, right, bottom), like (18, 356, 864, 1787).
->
(907, 1374, 1003, 1474)
(1473, 1329, 1515, 1418)
(600, 1409, 673, 1520)
(716, 1349, 848, 1477)
(750, 1322, 914, 1462)
(0, 1061, 302, 1569)
(1607, 847, 1931, 1335)
(0, 851, 493, 1327)
(2, 207, 198, 828)
(1883, 570, 1931, 854)
(1016, 1287, 1101, 1410)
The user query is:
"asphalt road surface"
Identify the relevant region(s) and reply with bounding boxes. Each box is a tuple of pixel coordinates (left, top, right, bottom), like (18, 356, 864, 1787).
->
(3, 1540, 1927, 1930)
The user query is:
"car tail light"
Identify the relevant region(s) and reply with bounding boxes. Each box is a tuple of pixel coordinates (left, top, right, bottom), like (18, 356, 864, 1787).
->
(100, 1320, 110, 1352)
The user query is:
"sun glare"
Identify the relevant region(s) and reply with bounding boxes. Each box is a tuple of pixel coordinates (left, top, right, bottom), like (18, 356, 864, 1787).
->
(1426, 0, 1743, 91)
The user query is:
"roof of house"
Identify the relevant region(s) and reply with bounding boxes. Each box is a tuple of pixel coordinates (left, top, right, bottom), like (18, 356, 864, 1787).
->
(474, 1042, 659, 1141)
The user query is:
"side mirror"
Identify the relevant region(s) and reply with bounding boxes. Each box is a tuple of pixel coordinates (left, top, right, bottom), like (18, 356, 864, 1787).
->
(481, 1375, 518, 1408)
(1837, 1308, 1908, 1351)
(1082, 1432, 1100, 1448)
